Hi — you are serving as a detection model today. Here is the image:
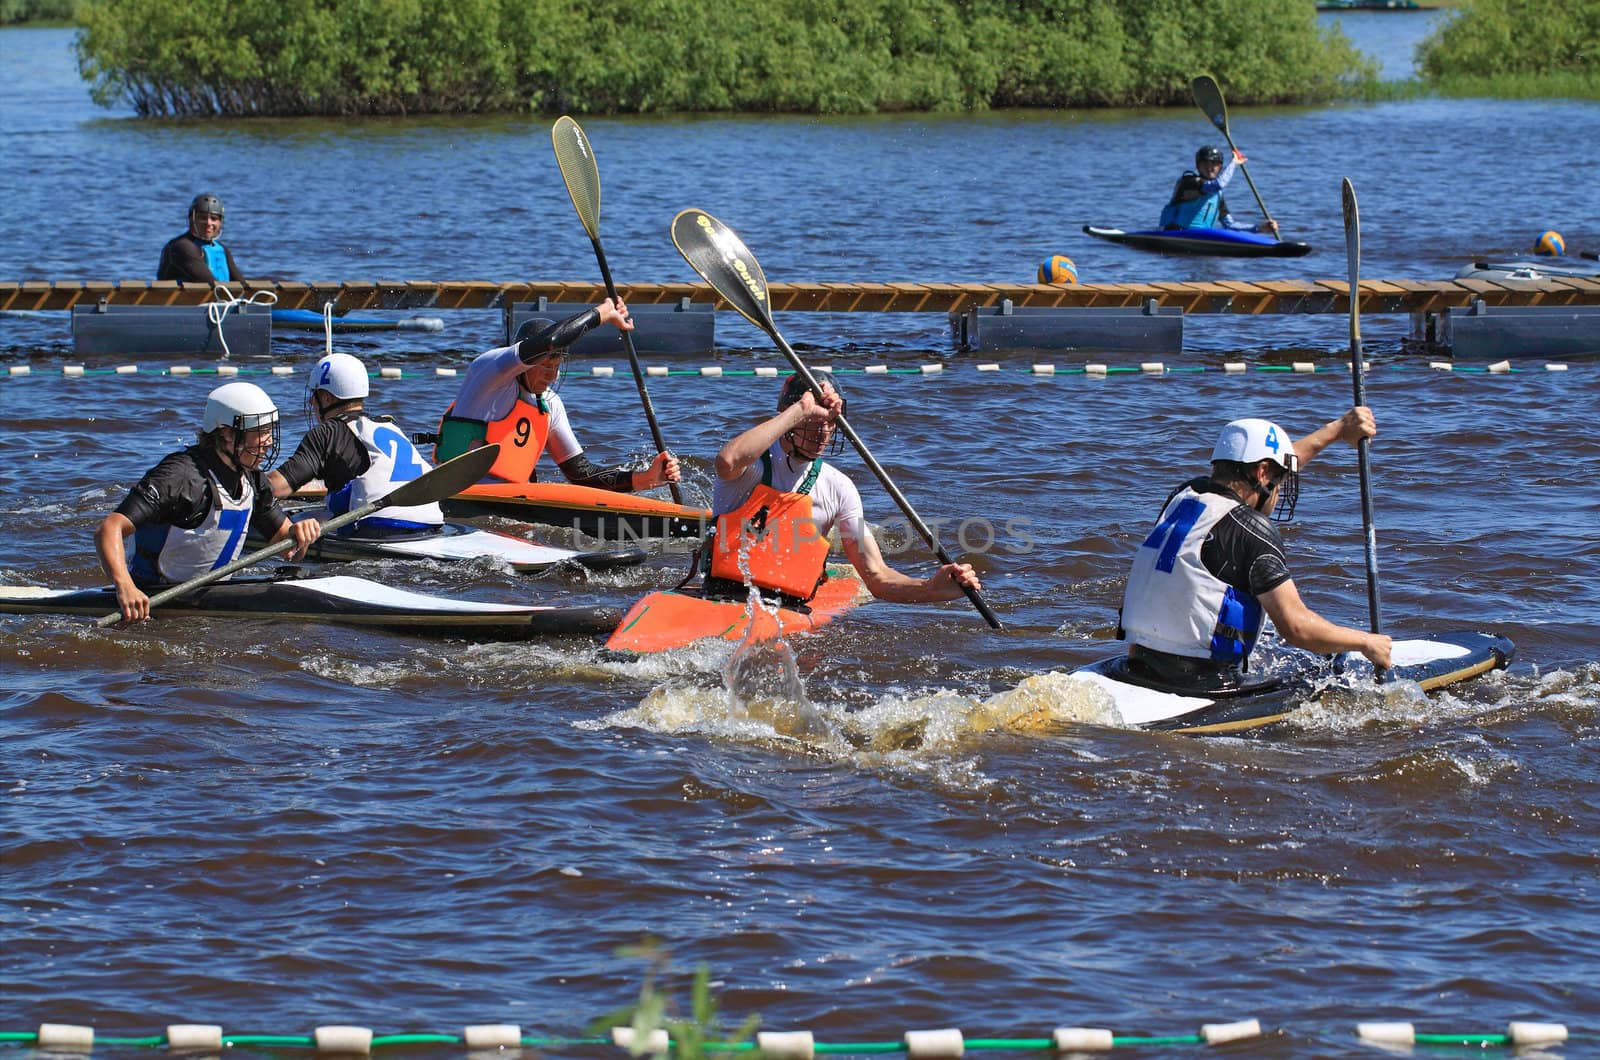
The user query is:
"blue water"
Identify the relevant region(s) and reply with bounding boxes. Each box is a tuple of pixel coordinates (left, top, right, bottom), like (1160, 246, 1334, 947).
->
(3, 25, 1598, 1060)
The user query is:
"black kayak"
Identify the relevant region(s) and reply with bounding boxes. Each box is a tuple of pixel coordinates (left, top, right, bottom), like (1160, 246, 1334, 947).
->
(1072, 630, 1514, 735)
(1083, 224, 1313, 258)
(0, 572, 621, 639)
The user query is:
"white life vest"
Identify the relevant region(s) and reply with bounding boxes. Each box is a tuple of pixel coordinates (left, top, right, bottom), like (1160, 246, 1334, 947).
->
(331, 415, 443, 528)
(1120, 485, 1265, 665)
(132, 466, 256, 584)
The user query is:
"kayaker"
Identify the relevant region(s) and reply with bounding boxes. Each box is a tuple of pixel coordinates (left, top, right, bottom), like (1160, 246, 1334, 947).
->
(434, 298, 680, 492)
(157, 192, 244, 284)
(1117, 409, 1392, 692)
(1160, 145, 1280, 235)
(267, 352, 443, 534)
(95, 382, 322, 623)
(706, 372, 980, 605)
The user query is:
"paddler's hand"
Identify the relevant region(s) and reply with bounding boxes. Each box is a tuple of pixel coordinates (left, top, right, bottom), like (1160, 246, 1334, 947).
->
(639, 451, 681, 489)
(1232, 148, 1248, 165)
(1338, 406, 1377, 447)
(797, 383, 844, 423)
(933, 562, 981, 598)
(1256, 218, 1280, 236)
(114, 580, 150, 623)
(285, 517, 322, 561)
(599, 296, 634, 332)
(1361, 632, 1393, 670)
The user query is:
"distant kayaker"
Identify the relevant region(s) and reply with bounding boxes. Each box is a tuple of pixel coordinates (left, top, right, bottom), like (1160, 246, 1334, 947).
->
(96, 382, 322, 623)
(705, 372, 980, 605)
(267, 352, 443, 534)
(434, 298, 680, 493)
(1117, 409, 1392, 691)
(157, 192, 244, 285)
(1160, 145, 1280, 235)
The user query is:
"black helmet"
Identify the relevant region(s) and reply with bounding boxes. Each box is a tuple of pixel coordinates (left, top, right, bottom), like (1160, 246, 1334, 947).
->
(779, 370, 846, 418)
(189, 193, 224, 218)
(1195, 145, 1224, 166)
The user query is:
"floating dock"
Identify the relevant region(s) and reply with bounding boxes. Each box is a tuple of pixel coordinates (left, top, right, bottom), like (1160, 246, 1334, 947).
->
(3, 277, 1598, 315)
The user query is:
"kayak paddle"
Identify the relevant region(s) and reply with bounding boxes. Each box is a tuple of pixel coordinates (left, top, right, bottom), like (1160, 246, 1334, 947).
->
(669, 208, 1002, 630)
(97, 443, 501, 627)
(551, 116, 684, 505)
(1341, 177, 1385, 676)
(1190, 74, 1280, 241)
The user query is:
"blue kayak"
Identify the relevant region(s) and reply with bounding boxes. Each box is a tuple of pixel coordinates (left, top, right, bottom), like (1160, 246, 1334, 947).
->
(1083, 224, 1313, 258)
(271, 308, 444, 332)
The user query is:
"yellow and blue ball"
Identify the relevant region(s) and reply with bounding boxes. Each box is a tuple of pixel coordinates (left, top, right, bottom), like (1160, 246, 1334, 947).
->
(1037, 255, 1078, 285)
(1534, 230, 1565, 257)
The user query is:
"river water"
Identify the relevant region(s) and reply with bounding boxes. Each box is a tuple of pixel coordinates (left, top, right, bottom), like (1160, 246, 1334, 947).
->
(2, 25, 1598, 1060)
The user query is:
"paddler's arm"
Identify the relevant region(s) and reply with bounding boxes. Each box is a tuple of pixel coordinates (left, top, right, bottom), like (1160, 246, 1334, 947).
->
(840, 528, 981, 605)
(555, 451, 680, 493)
(1293, 406, 1375, 468)
(95, 512, 149, 622)
(514, 298, 633, 361)
(1258, 578, 1391, 668)
(714, 387, 839, 481)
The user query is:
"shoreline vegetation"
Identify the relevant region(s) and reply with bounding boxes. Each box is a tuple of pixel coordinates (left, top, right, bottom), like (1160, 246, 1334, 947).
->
(5, 0, 1596, 116)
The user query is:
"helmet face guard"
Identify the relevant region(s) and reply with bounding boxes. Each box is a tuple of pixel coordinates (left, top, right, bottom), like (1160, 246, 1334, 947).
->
(221, 407, 280, 469)
(779, 371, 846, 458)
(1267, 458, 1300, 522)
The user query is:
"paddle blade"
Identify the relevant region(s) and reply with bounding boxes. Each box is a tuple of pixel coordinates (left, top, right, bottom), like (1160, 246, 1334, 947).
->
(670, 208, 777, 335)
(382, 443, 500, 510)
(1341, 177, 1361, 287)
(552, 115, 601, 241)
(1191, 75, 1228, 134)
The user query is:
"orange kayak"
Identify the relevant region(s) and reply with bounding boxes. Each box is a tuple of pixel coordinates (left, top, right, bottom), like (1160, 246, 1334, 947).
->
(442, 481, 709, 539)
(607, 568, 866, 653)
(293, 480, 709, 539)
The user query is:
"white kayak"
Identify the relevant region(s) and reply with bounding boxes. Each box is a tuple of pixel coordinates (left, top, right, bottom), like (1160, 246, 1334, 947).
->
(0, 573, 621, 638)
(275, 519, 648, 573)
(1074, 631, 1514, 735)
(1455, 258, 1600, 281)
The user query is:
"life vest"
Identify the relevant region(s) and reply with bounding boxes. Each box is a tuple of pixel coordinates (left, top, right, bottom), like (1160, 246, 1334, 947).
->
(130, 464, 255, 584)
(201, 239, 230, 281)
(709, 452, 831, 602)
(327, 415, 443, 531)
(434, 393, 548, 483)
(1119, 485, 1266, 666)
(1159, 172, 1223, 230)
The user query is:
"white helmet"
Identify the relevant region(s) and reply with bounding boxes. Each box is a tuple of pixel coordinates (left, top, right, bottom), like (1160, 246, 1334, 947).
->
(203, 382, 279, 433)
(311, 352, 369, 400)
(1211, 418, 1298, 473)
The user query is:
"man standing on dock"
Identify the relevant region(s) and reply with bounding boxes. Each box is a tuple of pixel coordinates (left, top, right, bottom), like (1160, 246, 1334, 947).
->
(157, 192, 242, 285)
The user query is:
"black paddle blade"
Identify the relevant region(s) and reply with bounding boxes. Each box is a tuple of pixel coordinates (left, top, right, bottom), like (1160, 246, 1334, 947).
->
(670, 208, 776, 335)
(1191, 75, 1228, 133)
(1341, 177, 1361, 325)
(552, 116, 601, 240)
(385, 443, 500, 509)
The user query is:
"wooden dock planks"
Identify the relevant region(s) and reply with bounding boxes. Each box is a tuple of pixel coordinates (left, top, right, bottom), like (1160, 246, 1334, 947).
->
(3, 277, 1597, 315)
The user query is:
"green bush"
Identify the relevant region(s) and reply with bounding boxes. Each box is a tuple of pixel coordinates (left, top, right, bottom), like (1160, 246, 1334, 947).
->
(1, 0, 78, 24)
(1416, 0, 1600, 96)
(73, 0, 1376, 117)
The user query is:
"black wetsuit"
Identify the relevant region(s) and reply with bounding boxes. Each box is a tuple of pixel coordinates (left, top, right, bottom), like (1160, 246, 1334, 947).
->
(275, 412, 372, 494)
(157, 232, 240, 284)
(116, 444, 286, 586)
(1126, 476, 1292, 686)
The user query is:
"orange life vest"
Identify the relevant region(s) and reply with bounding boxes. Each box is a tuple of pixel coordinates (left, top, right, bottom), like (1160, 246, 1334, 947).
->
(435, 394, 549, 483)
(709, 452, 831, 602)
